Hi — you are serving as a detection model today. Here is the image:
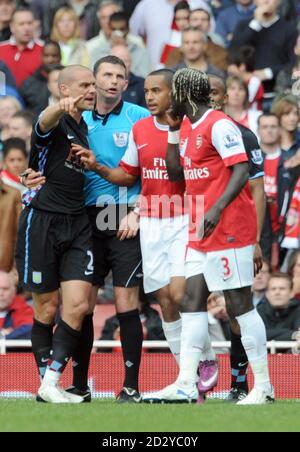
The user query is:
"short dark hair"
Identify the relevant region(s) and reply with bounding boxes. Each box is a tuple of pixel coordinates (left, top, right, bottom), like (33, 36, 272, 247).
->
(47, 64, 65, 75)
(43, 40, 61, 53)
(109, 11, 129, 25)
(268, 272, 293, 290)
(12, 110, 35, 126)
(229, 46, 256, 72)
(174, 1, 190, 13)
(12, 6, 33, 20)
(148, 69, 174, 88)
(2, 138, 27, 159)
(94, 55, 127, 77)
(190, 8, 211, 20)
(258, 113, 280, 127)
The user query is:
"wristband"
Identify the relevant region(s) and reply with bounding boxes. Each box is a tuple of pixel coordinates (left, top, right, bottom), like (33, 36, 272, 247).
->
(133, 206, 140, 216)
(168, 130, 180, 145)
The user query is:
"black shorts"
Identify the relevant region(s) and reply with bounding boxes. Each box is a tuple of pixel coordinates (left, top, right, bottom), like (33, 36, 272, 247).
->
(15, 208, 93, 294)
(87, 205, 143, 288)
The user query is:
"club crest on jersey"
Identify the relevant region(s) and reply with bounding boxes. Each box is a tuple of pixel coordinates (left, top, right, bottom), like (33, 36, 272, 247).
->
(113, 132, 128, 147)
(251, 149, 264, 165)
(196, 134, 202, 149)
(224, 134, 239, 149)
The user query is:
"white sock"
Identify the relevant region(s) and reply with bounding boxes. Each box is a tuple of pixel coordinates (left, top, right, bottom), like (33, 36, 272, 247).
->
(203, 334, 216, 362)
(42, 367, 60, 387)
(176, 312, 208, 387)
(236, 309, 271, 391)
(162, 318, 182, 367)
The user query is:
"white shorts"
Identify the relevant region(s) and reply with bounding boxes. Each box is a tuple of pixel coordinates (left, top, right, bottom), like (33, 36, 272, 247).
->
(185, 245, 255, 292)
(140, 215, 189, 293)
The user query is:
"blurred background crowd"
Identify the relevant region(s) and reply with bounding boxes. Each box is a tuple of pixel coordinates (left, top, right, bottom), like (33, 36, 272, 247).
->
(1, 0, 300, 353)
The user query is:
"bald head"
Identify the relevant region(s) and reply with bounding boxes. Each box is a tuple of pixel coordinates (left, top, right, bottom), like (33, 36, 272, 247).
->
(0, 271, 16, 311)
(58, 65, 94, 87)
(110, 45, 132, 74)
(57, 65, 96, 111)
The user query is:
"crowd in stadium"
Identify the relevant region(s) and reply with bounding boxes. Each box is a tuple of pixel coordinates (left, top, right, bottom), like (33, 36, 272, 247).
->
(1, 0, 300, 404)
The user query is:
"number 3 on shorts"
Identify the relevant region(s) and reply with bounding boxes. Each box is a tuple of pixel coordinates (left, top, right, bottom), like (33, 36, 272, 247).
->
(221, 257, 232, 280)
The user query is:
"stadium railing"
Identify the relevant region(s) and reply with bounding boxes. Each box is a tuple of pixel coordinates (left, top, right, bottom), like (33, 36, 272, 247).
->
(0, 340, 298, 354)
(0, 341, 299, 400)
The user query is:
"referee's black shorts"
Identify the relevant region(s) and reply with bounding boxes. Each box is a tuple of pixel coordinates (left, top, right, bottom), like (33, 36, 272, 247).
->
(15, 208, 94, 294)
(87, 205, 143, 288)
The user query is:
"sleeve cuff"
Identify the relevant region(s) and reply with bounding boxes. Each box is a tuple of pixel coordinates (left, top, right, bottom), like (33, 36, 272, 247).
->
(35, 121, 53, 138)
(223, 154, 249, 168)
(249, 19, 263, 32)
(264, 68, 273, 80)
(119, 160, 140, 176)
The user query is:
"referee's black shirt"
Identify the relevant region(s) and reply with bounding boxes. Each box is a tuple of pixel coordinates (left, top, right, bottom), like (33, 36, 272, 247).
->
(28, 114, 89, 215)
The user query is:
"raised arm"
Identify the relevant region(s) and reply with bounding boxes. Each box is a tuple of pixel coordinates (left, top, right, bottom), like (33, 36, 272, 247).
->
(166, 111, 185, 182)
(39, 95, 84, 133)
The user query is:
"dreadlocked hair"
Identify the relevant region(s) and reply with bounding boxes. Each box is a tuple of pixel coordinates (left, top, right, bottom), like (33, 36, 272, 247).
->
(172, 68, 211, 116)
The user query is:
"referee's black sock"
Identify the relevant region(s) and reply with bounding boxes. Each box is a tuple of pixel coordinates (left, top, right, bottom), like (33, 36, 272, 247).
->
(72, 314, 94, 391)
(49, 320, 81, 375)
(31, 319, 54, 380)
(118, 309, 143, 392)
(230, 331, 249, 392)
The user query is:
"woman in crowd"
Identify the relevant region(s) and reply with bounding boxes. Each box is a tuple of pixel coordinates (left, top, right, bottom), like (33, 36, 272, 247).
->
(50, 7, 90, 67)
(225, 75, 261, 137)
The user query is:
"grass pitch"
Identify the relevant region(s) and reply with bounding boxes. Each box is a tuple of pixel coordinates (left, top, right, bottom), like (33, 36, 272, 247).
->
(0, 399, 299, 432)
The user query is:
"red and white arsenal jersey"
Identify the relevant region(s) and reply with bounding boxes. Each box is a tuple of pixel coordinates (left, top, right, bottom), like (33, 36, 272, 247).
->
(182, 109, 257, 252)
(120, 116, 186, 218)
(264, 150, 281, 234)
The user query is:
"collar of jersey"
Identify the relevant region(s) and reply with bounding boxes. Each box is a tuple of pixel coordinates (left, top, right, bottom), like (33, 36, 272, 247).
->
(92, 100, 124, 125)
(191, 109, 213, 130)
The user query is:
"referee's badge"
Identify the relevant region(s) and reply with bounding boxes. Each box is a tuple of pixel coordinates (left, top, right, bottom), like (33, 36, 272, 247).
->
(32, 272, 42, 285)
(113, 132, 128, 147)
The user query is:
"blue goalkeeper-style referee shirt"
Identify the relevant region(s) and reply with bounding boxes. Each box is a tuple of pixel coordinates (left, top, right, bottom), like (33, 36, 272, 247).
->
(83, 101, 150, 206)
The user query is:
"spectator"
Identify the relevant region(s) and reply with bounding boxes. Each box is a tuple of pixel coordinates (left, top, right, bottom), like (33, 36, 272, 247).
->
(0, 174, 21, 273)
(287, 250, 300, 301)
(42, 0, 101, 41)
(130, 0, 212, 68)
(258, 113, 282, 264)
(225, 75, 262, 137)
(275, 34, 300, 94)
(172, 27, 225, 78)
(0, 271, 33, 340)
(1, 137, 27, 193)
(19, 40, 62, 116)
(271, 95, 300, 155)
(0, 7, 43, 87)
(166, 8, 228, 71)
(110, 44, 147, 107)
(216, 0, 255, 47)
(231, 0, 298, 108)
(160, 1, 190, 66)
(7, 111, 34, 152)
(0, 0, 15, 43)
(252, 259, 271, 307)
(228, 46, 264, 111)
(89, 10, 151, 78)
(87, 0, 121, 68)
(190, 8, 225, 47)
(47, 65, 65, 106)
(50, 7, 90, 66)
(207, 292, 230, 353)
(0, 96, 22, 143)
(257, 273, 300, 349)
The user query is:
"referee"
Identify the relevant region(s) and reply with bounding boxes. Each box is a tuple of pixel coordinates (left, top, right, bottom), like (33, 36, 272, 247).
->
(15, 65, 96, 404)
(79, 56, 149, 403)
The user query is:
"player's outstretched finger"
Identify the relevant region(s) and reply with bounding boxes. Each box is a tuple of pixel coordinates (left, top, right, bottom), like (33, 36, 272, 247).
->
(74, 95, 84, 105)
